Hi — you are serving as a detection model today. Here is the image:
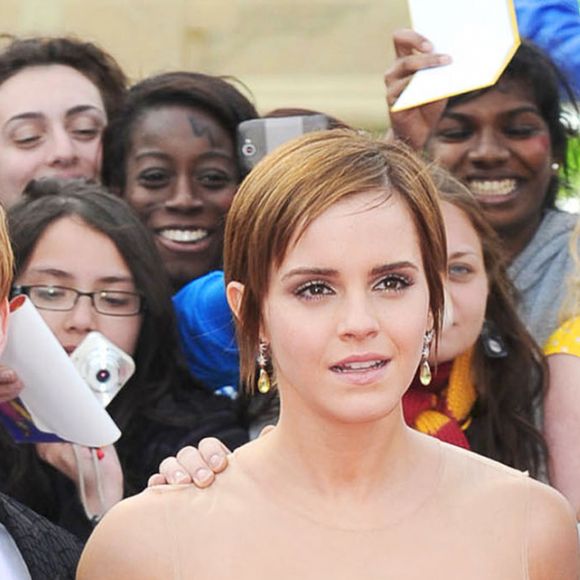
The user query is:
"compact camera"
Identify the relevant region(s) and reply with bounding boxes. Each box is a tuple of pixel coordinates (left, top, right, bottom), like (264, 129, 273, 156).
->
(71, 332, 135, 408)
(237, 114, 330, 172)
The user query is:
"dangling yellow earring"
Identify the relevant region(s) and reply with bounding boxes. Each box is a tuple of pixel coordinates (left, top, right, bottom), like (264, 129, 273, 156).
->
(419, 330, 434, 386)
(257, 340, 271, 394)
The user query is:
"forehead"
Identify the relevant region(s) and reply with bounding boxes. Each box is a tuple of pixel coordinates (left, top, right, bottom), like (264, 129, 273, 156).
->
(130, 105, 234, 151)
(446, 79, 540, 117)
(279, 190, 422, 270)
(26, 216, 131, 277)
(440, 201, 482, 254)
(0, 64, 105, 120)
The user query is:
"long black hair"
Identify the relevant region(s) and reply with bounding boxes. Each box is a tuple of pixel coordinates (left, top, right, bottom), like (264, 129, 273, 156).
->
(1, 178, 247, 527)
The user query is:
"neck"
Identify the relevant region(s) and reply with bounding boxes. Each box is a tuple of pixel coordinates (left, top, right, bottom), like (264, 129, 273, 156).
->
(252, 390, 437, 501)
(496, 214, 543, 262)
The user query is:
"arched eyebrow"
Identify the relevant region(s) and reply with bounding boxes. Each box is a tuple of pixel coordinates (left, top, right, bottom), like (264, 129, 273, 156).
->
(6, 105, 105, 126)
(281, 267, 337, 282)
(281, 261, 419, 282)
(65, 105, 106, 119)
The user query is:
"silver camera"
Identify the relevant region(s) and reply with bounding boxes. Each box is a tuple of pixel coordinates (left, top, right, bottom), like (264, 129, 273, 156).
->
(237, 114, 330, 172)
(71, 332, 135, 408)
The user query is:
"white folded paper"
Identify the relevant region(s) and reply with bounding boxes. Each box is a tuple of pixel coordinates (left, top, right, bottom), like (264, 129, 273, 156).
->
(391, 0, 520, 112)
(0, 296, 121, 446)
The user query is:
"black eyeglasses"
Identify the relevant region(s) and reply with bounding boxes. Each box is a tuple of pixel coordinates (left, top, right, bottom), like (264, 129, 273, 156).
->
(12, 285, 144, 317)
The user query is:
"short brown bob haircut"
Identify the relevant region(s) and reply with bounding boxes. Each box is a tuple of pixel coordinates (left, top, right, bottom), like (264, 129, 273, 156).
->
(224, 129, 447, 390)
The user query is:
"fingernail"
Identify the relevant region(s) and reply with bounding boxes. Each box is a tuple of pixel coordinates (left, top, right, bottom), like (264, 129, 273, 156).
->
(0, 370, 16, 382)
(170, 470, 188, 484)
(420, 41, 433, 51)
(194, 468, 212, 483)
(439, 55, 452, 65)
(209, 454, 224, 469)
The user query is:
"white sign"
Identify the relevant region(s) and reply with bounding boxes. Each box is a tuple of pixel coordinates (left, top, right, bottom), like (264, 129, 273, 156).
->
(392, 0, 520, 112)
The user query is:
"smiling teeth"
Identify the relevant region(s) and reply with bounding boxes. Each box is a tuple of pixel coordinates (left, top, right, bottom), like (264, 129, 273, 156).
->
(333, 360, 385, 372)
(159, 229, 209, 243)
(469, 179, 517, 196)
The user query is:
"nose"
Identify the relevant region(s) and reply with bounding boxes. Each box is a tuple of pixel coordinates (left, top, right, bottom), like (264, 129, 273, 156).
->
(64, 295, 98, 334)
(164, 175, 204, 213)
(337, 291, 380, 341)
(47, 126, 78, 168)
(467, 127, 509, 166)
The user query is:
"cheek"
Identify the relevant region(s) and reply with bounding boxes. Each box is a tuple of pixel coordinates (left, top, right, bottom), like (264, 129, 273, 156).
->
(518, 134, 552, 168)
(79, 141, 103, 177)
(264, 304, 324, 377)
(0, 150, 42, 190)
(450, 281, 487, 327)
(101, 317, 142, 356)
(206, 186, 237, 216)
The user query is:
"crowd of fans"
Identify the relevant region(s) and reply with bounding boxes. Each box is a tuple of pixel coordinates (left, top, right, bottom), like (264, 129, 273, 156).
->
(0, 4, 576, 577)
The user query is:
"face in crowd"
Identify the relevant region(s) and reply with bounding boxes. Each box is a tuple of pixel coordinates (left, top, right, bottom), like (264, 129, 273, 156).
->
(123, 105, 239, 287)
(14, 215, 142, 357)
(0, 65, 106, 206)
(427, 80, 555, 243)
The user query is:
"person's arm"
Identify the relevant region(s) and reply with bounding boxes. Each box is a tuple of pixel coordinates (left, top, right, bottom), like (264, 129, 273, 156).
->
(384, 29, 450, 150)
(544, 353, 580, 519)
(527, 479, 580, 579)
(36, 443, 123, 523)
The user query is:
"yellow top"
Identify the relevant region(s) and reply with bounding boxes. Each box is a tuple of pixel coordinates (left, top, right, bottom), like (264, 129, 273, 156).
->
(544, 316, 580, 357)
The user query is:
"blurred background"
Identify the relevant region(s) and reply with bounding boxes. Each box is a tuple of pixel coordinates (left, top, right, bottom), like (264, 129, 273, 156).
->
(0, 0, 410, 131)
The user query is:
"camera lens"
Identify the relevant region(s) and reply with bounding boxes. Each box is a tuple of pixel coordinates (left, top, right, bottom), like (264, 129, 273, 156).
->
(241, 141, 256, 157)
(96, 369, 111, 383)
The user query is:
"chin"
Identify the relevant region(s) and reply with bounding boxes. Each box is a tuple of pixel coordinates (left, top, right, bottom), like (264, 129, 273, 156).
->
(321, 392, 403, 425)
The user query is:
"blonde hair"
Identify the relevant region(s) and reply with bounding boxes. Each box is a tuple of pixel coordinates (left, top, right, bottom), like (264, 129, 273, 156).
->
(0, 205, 13, 302)
(224, 129, 447, 390)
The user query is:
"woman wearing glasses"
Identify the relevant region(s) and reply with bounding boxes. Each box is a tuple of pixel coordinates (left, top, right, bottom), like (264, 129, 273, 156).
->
(0, 178, 248, 540)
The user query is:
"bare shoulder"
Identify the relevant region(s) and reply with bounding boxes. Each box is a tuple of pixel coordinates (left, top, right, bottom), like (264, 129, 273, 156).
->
(526, 479, 580, 580)
(77, 485, 198, 580)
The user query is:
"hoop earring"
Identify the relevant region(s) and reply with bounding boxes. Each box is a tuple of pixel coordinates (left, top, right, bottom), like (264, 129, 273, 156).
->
(419, 330, 434, 386)
(257, 340, 271, 394)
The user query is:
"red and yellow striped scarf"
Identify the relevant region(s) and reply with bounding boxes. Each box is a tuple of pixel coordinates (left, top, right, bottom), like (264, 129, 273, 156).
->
(403, 348, 477, 449)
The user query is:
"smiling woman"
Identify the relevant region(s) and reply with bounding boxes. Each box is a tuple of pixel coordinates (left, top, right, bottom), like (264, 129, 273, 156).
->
(78, 131, 578, 580)
(0, 36, 126, 206)
(103, 71, 258, 289)
(0, 178, 248, 540)
(385, 35, 578, 346)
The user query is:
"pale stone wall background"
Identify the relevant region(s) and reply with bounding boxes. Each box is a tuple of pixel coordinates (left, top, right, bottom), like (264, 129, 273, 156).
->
(0, 0, 410, 129)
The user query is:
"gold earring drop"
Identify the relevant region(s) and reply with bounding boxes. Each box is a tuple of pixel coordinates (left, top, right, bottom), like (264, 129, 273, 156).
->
(419, 330, 434, 386)
(257, 340, 271, 394)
